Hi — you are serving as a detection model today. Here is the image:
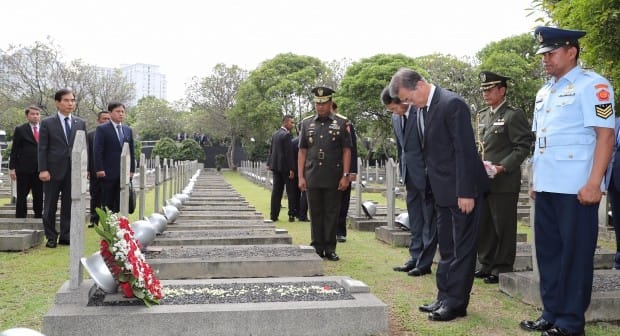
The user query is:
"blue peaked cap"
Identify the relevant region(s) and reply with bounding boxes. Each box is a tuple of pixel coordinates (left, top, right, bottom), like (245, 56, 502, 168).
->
(534, 26, 586, 54)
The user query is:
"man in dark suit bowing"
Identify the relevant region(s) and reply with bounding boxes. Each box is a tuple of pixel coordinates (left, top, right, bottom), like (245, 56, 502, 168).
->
(266, 115, 295, 222)
(86, 110, 111, 227)
(381, 88, 437, 277)
(9, 105, 43, 218)
(93, 102, 135, 214)
(38, 88, 88, 248)
(389, 68, 489, 321)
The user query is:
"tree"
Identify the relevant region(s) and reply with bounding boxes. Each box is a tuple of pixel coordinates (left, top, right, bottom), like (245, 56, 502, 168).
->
(231, 53, 329, 160)
(476, 33, 544, 118)
(186, 63, 247, 168)
(532, 0, 620, 103)
(131, 96, 184, 140)
(337, 54, 421, 161)
(413, 54, 480, 110)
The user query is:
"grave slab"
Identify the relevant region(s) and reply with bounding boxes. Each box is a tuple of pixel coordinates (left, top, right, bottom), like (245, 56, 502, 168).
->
(0, 229, 44, 251)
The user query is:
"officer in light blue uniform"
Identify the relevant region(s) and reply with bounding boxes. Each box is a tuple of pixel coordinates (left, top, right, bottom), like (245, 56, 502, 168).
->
(520, 26, 615, 336)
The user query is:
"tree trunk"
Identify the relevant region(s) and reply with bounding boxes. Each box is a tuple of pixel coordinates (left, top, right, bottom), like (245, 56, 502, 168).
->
(227, 135, 236, 170)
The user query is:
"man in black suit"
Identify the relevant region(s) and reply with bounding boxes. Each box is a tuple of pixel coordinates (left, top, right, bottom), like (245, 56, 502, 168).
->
(389, 68, 489, 321)
(38, 88, 88, 248)
(289, 123, 302, 221)
(266, 115, 295, 222)
(382, 88, 437, 277)
(93, 102, 135, 213)
(86, 110, 111, 227)
(9, 105, 43, 218)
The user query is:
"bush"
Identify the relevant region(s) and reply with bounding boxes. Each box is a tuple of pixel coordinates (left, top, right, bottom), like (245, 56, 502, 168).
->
(215, 154, 226, 171)
(177, 139, 204, 161)
(152, 137, 177, 160)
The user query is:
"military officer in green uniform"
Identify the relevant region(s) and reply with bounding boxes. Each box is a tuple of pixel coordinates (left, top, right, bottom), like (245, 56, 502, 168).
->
(298, 86, 352, 261)
(475, 71, 534, 283)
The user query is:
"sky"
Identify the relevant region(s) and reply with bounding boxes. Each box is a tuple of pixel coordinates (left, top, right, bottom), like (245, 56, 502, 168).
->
(1, 0, 543, 101)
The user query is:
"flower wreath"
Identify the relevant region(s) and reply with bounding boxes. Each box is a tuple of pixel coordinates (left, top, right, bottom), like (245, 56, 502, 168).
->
(94, 208, 163, 306)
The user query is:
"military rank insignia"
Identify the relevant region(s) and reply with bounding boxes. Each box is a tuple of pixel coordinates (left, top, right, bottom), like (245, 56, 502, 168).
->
(595, 103, 613, 119)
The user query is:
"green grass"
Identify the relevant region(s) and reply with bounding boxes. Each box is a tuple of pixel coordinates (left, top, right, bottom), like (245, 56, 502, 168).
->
(1, 175, 618, 335)
(222, 171, 620, 336)
(0, 181, 166, 331)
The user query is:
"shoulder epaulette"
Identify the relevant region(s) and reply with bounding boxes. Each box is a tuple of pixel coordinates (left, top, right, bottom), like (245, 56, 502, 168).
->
(335, 113, 348, 120)
(302, 115, 314, 121)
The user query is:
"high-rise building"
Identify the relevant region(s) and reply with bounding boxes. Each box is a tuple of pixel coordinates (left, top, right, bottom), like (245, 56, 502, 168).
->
(120, 63, 167, 106)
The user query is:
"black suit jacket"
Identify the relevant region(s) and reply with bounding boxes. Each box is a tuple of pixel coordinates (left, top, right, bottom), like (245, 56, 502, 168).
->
(267, 127, 294, 173)
(9, 123, 39, 174)
(392, 107, 425, 191)
(86, 130, 97, 176)
(93, 121, 135, 181)
(38, 114, 87, 181)
(422, 86, 489, 207)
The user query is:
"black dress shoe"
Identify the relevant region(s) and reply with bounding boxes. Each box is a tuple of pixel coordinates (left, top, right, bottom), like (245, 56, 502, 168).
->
(88, 222, 96, 228)
(45, 240, 57, 248)
(288, 216, 295, 222)
(519, 317, 554, 332)
(474, 270, 490, 278)
(393, 264, 415, 272)
(325, 252, 340, 261)
(316, 250, 325, 258)
(408, 267, 432, 276)
(298, 217, 309, 222)
(336, 235, 347, 242)
(483, 275, 499, 284)
(419, 300, 442, 313)
(428, 306, 467, 321)
(541, 327, 585, 336)
(58, 239, 70, 246)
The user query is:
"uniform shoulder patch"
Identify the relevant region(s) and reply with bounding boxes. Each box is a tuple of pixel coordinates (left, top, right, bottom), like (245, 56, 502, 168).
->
(595, 103, 613, 119)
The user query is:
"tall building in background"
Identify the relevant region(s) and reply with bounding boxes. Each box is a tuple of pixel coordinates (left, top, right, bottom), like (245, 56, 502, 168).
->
(120, 63, 167, 106)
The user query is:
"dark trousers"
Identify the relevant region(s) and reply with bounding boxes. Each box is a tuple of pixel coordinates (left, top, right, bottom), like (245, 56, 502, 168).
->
(434, 199, 479, 310)
(307, 187, 342, 255)
(299, 191, 308, 220)
(15, 171, 43, 218)
(405, 183, 437, 270)
(42, 177, 71, 242)
(270, 171, 293, 220)
(477, 192, 519, 275)
(535, 192, 598, 333)
(101, 178, 121, 213)
(289, 177, 301, 217)
(336, 185, 352, 237)
(89, 177, 103, 224)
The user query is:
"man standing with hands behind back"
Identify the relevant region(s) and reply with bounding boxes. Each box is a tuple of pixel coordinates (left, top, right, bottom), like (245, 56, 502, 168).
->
(94, 102, 135, 214)
(266, 115, 295, 222)
(475, 71, 534, 284)
(9, 105, 43, 219)
(38, 88, 87, 248)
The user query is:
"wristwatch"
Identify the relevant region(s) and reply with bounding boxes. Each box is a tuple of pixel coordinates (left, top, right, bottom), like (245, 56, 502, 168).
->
(343, 173, 350, 177)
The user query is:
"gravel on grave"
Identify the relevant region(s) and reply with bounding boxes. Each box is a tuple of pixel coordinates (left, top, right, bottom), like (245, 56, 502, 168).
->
(145, 245, 304, 259)
(88, 281, 354, 306)
(158, 229, 272, 238)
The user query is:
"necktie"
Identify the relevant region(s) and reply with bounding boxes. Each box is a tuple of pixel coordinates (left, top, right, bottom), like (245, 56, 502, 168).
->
(117, 124, 124, 145)
(33, 125, 39, 143)
(64, 117, 71, 143)
(402, 115, 407, 134)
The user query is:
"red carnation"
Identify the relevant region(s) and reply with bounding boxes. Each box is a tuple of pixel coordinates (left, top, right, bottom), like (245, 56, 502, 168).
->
(119, 282, 134, 298)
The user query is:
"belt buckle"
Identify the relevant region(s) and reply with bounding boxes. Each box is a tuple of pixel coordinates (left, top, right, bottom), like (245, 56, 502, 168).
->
(318, 152, 324, 160)
(538, 137, 546, 148)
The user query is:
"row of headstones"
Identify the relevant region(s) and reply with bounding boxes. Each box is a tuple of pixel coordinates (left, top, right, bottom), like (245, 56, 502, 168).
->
(238, 159, 394, 187)
(61, 130, 200, 290)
